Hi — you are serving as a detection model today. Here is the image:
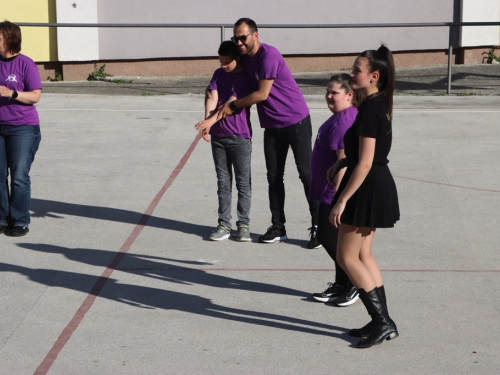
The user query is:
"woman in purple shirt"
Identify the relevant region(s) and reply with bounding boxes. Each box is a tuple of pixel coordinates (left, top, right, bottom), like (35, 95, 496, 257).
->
(0, 21, 42, 237)
(310, 74, 359, 307)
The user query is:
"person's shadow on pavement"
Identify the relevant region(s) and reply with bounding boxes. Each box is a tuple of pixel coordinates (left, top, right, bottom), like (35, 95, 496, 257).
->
(3, 243, 355, 342)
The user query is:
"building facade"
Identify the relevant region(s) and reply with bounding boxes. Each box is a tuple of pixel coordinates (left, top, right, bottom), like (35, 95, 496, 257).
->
(4, 0, 500, 80)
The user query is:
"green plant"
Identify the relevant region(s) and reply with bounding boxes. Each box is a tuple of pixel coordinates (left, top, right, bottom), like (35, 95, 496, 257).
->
(482, 48, 500, 64)
(88, 63, 113, 80)
(48, 72, 63, 82)
(141, 92, 153, 96)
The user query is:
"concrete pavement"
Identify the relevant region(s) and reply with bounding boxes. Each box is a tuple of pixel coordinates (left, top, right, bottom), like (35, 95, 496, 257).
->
(0, 91, 499, 374)
(41, 63, 500, 97)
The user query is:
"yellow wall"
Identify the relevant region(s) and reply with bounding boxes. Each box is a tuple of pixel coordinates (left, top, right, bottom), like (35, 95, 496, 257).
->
(2, 0, 57, 61)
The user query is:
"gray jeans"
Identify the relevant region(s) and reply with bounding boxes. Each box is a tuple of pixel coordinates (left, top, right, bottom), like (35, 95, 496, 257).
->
(211, 136, 252, 228)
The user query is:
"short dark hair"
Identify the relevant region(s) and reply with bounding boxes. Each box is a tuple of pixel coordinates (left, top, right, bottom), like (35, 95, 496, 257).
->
(234, 18, 258, 33)
(218, 41, 240, 59)
(0, 21, 22, 54)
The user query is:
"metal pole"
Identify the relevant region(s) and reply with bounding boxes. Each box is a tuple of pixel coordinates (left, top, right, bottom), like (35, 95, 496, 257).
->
(221, 26, 225, 43)
(447, 24, 454, 95)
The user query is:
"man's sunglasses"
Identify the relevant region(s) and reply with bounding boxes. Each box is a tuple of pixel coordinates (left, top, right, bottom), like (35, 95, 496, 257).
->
(231, 34, 251, 43)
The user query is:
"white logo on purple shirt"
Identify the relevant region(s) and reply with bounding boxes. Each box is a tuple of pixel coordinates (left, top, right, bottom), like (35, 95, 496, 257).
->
(5, 74, 17, 82)
(254, 72, 259, 80)
(231, 86, 236, 92)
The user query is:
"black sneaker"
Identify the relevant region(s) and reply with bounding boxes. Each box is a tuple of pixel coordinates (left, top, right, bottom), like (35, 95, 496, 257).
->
(334, 285, 359, 307)
(0, 224, 7, 234)
(312, 282, 343, 302)
(307, 226, 322, 249)
(258, 225, 288, 243)
(5, 226, 29, 237)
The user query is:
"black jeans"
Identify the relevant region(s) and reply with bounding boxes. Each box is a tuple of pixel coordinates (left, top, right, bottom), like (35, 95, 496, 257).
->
(263, 115, 318, 227)
(317, 203, 350, 285)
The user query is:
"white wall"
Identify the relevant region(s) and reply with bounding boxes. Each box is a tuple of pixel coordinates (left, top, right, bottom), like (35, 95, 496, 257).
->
(96, 0, 456, 60)
(53, 0, 500, 61)
(460, 0, 500, 46)
(56, 0, 99, 61)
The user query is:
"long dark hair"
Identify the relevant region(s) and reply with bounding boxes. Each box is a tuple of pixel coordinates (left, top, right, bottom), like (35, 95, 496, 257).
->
(328, 73, 361, 108)
(359, 45, 395, 115)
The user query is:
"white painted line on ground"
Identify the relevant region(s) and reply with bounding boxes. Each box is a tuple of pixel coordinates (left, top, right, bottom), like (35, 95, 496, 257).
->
(395, 109, 500, 113)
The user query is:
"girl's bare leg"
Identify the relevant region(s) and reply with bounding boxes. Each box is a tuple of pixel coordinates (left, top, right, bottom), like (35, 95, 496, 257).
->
(359, 229, 384, 287)
(336, 224, 376, 291)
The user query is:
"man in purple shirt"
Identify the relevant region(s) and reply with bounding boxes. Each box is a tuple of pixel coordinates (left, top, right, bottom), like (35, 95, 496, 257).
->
(218, 18, 319, 247)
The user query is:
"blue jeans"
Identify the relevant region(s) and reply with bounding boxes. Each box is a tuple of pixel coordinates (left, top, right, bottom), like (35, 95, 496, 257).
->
(0, 125, 41, 227)
(211, 136, 252, 228)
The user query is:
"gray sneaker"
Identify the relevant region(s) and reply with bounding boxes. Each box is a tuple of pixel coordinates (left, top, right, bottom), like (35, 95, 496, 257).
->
(209, 223, 232, 241)
(237, 225, 251, 242)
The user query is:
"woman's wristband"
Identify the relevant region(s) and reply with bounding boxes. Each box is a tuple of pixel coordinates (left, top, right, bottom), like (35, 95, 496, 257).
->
(339, 158, 349, 168)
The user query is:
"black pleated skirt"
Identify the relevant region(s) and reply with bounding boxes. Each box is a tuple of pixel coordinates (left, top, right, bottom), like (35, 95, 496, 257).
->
(331, 164, 400, 228)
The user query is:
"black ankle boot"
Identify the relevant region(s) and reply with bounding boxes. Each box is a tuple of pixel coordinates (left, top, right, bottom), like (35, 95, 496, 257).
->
(355, 287, 398, 348)
(349, 285, 386, 338)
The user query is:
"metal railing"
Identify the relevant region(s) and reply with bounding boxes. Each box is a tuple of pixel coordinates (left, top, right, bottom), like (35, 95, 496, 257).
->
(17, 21, 500, 94)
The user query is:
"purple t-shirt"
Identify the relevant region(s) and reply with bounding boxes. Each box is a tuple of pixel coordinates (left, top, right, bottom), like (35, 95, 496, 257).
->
(242, 44, 309, 129)
(208, 68, 252, 138)
(0, 54, 42, 126)
(309, 106, 358, 205)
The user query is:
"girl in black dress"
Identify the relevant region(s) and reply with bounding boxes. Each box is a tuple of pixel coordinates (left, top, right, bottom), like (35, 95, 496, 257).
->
(327, 45, 400, 348)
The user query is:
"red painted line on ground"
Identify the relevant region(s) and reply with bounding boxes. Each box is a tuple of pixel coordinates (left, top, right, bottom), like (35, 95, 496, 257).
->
(34, 133, 202, 375)
(394, 175, 500, 193)
(115, 267, 500, 273)
(383, 269, 500, 273)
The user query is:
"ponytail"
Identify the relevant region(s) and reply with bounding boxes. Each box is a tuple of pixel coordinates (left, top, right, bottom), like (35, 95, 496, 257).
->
(359, 45, 395, 115)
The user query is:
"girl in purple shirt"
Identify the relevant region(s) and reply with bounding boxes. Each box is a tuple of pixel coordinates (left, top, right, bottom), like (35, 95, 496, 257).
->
(309, 74, 359, 307)
(0, 21, 42, 237)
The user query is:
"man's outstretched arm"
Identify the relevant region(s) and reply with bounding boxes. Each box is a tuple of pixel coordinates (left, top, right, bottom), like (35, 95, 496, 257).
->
(217, 78, 274, 120)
